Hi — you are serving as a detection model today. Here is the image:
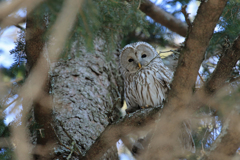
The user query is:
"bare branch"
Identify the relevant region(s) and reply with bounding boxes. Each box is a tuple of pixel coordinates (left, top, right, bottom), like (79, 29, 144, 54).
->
(51, 123, 79, 155)
(146, 0, 228, 158)
(168, 0, 228, 108)
(0, 138, 12, 148)
(0, 0, 41, 30)
(10, 1, 84, 160)
(138, 0, 188, 37)
(205, 35, 240, 94)
(181, 5, 192, 31)
(83, 107, 160, 160)
(0, 0, 24, 19)
(200, 112, 240, 160)
(15, 24, 25, 31)
(84, 1, 230, 159)
(229, 76, 240, 83)
(188, 35, 240, 113)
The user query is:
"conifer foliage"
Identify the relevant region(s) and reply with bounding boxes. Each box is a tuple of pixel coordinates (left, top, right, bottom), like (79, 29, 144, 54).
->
(0, 0, 240, 159)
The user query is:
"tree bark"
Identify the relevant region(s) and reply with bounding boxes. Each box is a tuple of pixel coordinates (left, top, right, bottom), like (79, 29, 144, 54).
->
(51, 40, 123, 159)
(147, 0, 228, 159)
(80, 1, 234, 159)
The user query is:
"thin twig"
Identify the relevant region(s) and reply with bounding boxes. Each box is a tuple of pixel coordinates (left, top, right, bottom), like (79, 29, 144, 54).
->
(137, 0, 141, 9)
(159, 50, 174, 54)
(59, 121, 82, 155)
(181, 5, 192, 30)
(229, 76, 240, 83)
(14, 24, 25, 31)
(198, 72, 204, 83)
(134, 50, 176, 76)
(51, 123, 79, 155)
(67, 141, 75, 160)
(4, 97, 18, 109)
(170, 50, 180, 55)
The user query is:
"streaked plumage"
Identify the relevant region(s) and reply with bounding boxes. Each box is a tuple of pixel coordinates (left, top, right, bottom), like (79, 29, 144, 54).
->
(119, 42, 173, 111)
(119, 42, 195, 154)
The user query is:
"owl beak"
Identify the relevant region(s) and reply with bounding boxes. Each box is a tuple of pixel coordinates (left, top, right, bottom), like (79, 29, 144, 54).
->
(138, 63, 142, 68)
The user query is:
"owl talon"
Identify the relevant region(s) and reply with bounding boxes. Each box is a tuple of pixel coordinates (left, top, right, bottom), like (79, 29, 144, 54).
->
(141, 105, 149, 109)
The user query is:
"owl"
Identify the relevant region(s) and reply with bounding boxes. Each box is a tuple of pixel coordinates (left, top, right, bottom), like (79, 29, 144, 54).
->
(119, 42, 195, 154)
(119, 42, 173, 113)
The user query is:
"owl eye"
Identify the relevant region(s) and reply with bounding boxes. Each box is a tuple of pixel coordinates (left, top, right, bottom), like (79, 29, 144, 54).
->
(141, 54, 147, 58)
(128, 58, 134, 62)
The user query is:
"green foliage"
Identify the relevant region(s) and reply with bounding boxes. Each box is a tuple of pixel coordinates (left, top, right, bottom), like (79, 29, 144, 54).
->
(0, 64, 25, 81)
(6, 1, 240, 159)
(121, 20, 172, 47)
(0, 148, 14, 160)
(32, 0, 148, 58)
(9, 30, 26, 80)
(207, 0, 240, 57)
(0, 120, 9, 137)
(0, 29, 25, 160)
(0, 119, 13, 160)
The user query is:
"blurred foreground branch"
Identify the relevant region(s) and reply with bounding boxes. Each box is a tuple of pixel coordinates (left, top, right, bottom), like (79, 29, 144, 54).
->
(9, 0, 83, 159)
(84, 0, 232, 159)
(200, 112, 240, 160)
(148, 0, 228, 158)
(83, 107, 159, 160)
(0, 0, 41, 30)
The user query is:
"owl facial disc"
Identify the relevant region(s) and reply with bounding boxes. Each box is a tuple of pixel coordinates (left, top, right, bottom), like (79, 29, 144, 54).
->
(120, 42, 157, 74)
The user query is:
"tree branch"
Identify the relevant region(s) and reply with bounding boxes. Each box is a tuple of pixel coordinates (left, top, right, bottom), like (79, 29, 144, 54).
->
(181, 5, 192, 31)
(178, 0, 229, 102)
(146, 0, 228, 158)
(83, 107, 160, 160)
(164, 0, 228, 114)
(229, 76, 240, 83)
(205, 35, 240, 94)
(138, 0, 188, 37)
(200, 112, 240, 160)
(84, 1, 230, 159)
(190, 35, 240, 112)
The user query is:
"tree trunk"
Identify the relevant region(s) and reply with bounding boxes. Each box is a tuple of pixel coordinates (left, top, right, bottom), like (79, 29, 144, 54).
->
(25, 12, 56, 159)
(51, 40, 123, 159)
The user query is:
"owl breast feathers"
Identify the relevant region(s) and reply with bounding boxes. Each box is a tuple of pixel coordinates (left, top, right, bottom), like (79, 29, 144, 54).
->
(119, 42, 173, 111)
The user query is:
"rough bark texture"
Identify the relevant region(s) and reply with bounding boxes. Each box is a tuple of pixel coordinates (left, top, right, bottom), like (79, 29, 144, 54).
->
(51, 40, 123, 159)
(78, 1, 236, 159)
(169, 0, 228, 106)
(205, 35, 240, 93)
(147, 1, 229, 159)
(84, 107, 159, 160)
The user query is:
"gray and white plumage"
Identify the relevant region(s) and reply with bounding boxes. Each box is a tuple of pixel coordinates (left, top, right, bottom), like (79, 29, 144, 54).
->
(119, 42, 195, 154)
(119, 42, 173, 112)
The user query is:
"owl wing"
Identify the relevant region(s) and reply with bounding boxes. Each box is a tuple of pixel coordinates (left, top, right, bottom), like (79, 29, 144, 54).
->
(124, 82, 140, 113)
(155, 63, 173, 90)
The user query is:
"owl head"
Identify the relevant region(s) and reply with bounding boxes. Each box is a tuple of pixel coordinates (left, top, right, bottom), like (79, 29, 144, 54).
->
(119, 42, 159, 75)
